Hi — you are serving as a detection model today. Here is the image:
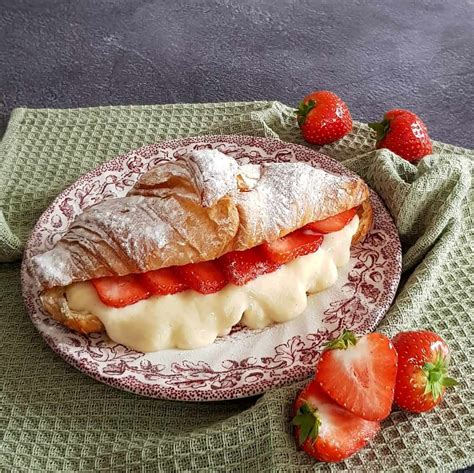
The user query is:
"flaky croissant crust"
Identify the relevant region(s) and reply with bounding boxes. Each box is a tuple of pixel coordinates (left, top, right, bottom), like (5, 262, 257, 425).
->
(32, 149, 372, 291)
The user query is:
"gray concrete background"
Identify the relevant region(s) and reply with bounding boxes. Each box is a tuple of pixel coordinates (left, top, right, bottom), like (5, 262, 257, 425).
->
(0, 0, 473, 147)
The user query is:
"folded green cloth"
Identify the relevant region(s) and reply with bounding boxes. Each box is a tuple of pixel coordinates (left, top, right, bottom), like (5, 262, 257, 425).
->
(1, 102, 472, 472)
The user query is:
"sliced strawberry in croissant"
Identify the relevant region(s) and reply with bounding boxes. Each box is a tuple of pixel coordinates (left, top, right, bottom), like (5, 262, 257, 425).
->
(139, 267, 188, 295)
(219, 246, 280, 286)
(177, 260, 227, 294)
(92, 274, 149, 308)
(305, 207, 357, 234)
(33, 149, 374, 349)
(262, 229, 324, 265)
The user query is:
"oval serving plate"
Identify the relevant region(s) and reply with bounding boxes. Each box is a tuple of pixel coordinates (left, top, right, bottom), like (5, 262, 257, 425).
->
(21, 135, 401, 401)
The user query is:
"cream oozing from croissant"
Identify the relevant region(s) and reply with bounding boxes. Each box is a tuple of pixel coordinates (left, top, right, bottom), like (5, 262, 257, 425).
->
(64, 216, 358, 351)
(31, 148, 373, 351)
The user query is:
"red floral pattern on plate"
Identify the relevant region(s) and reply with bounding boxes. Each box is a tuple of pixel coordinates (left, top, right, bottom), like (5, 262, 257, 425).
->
(21, 135, 401, 401)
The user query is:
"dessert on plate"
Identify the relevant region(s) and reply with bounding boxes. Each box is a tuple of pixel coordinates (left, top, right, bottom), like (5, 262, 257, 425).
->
(32, 149, 372, 352)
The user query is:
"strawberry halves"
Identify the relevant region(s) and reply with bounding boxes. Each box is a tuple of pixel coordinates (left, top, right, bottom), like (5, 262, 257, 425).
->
(315, 330, 398, 421)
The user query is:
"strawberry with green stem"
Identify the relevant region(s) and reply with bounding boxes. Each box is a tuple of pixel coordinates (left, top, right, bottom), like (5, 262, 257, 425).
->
(392, 330, 458, 413)
(315, 330, 398, 421)
(369, 109, 432, 162)
(291, 380, 380, 462)
(296, 91, 352, 145)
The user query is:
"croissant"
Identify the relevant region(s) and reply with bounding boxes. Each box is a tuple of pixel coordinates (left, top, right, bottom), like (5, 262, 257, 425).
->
(32, 149, 373, 349)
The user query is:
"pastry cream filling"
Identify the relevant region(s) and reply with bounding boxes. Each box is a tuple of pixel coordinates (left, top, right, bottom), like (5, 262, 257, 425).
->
(66, 215, 359, 352)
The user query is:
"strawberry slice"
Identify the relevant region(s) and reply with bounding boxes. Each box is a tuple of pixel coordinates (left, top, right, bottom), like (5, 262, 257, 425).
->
(139, 267, 187, 295)
(315, 330, 398, 421)
(306, 207, 357, 234)
(219, 246, 281, 286)
(176, 260, 227, 294)
(292, 380, 380, 462)
(261, 228, 324, 265)
(92, 274, 149, 308)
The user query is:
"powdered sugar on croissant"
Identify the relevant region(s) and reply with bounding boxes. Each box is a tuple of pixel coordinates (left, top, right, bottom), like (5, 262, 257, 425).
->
(32, 149, 371, 289)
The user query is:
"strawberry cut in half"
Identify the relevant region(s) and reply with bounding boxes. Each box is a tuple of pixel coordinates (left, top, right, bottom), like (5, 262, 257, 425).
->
(292, 380, 380, 463)
(306, 207, 357, 234)
(219, 246, 281, 286)
(315, 330, 398, 421)
(139, 267, 188, 295)
(261, 228, 324, 265)
(92, 274, 150, 308)
(176, 260, 227, 294)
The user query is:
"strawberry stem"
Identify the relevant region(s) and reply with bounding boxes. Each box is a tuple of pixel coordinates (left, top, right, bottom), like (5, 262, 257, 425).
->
(422, 352, 458, 400)
(295, 99, 316, 126)
(368, 118, 390, 142)
(291, 402, 321, 446)
(325, 329, 357, 350)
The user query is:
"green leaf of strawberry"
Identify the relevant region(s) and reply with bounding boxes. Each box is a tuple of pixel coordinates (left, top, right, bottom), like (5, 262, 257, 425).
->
(324, 328, 357, 350)
(295, 99, 316, 126)
(291, 380, 380, 462)
(291, 403, 321, 445)
(368, 119, 390, 141)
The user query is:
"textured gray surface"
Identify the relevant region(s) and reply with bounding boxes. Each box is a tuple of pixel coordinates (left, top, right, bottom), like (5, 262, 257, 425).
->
(1, 0, 473, 147)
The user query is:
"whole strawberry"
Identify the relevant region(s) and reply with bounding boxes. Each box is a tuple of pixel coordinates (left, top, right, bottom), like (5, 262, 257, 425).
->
(296, 91, 352, 145)
(369, 109, 432, 162)
(392, 330, 458, 413)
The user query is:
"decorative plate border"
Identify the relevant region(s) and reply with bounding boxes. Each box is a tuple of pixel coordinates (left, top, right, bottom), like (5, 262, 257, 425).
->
(21, 135, 401, 401)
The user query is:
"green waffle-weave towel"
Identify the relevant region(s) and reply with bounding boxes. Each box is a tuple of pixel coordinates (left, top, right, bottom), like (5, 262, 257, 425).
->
(1, 102, 472, 472)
